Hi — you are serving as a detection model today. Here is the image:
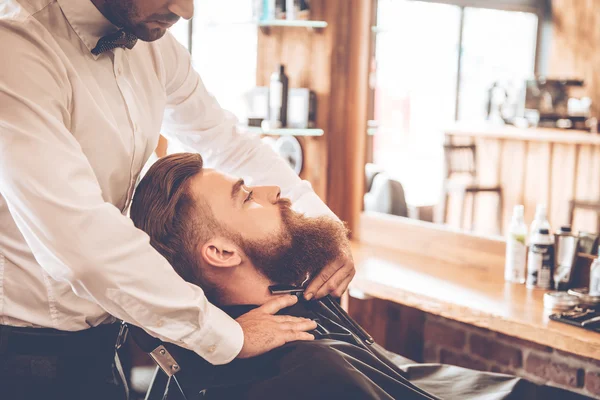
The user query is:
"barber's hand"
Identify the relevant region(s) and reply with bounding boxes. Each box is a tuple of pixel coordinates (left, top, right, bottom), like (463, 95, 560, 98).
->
(304, 244, 355, 300)
(236, 295, 317, 359)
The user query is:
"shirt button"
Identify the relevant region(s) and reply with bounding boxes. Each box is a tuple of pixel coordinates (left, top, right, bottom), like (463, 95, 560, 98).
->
(207, 345, 217, 353)
(134, 123, 140, 133)
(156, 320, 164, 328)
(116, 66, 123, 76)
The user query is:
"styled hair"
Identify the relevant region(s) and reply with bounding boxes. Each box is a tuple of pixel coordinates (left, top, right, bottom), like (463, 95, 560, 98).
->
(130, 153, 218, 296)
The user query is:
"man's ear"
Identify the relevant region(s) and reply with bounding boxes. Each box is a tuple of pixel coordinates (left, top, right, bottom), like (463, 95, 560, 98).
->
(200, 237, 243, 268)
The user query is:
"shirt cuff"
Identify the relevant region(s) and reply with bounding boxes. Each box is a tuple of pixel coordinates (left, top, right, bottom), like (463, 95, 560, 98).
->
(188, 302, 244, 365)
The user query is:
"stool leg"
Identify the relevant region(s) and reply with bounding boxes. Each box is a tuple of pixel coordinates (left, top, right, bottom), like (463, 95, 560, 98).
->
(497, 189, 504, 235)
(459, 190, 467, 230)
(441, 187, 450, 225)
(568, 200, 576, 229)
(470, 192, 477, 231)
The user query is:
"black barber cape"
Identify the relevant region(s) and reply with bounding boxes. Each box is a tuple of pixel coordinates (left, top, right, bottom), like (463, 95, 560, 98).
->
(162, 299, 591, 400)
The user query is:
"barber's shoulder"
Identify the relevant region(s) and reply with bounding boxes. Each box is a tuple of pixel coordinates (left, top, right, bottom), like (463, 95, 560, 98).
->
(0, 1, 57, 57)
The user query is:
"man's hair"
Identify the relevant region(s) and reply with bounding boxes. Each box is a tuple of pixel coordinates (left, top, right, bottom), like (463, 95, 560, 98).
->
(130, 153, 219, 297)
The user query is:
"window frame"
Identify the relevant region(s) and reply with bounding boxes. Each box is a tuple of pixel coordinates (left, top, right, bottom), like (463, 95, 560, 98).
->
(367, 0, 549, 131)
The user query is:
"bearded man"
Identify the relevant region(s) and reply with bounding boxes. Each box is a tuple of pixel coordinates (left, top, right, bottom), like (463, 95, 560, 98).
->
(129, 153, 591, 400)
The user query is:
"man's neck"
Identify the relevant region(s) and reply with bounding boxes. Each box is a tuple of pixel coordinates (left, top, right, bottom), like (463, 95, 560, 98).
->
(217, 268, 275, 307)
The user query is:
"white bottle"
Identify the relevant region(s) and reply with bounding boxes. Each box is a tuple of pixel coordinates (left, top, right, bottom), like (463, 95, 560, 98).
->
(505, 205, 528, 284)
(590, 249, 600, 295)
(529, 204, 552, 244)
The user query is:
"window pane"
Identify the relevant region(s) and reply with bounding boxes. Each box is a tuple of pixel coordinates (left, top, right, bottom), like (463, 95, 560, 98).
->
(191, 0, 257, 121)
(458, 8, 537, 121)
(372, 0, 461, 206)
(169, 18, 190, 50)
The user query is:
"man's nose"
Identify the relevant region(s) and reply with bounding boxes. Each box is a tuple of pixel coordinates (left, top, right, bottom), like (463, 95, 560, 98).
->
(168, 0, 194, 20)
(253, 186, 281, 204)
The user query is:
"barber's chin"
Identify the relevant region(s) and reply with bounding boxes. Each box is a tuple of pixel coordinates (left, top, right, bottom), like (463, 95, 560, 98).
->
(134, 25, 168, 42)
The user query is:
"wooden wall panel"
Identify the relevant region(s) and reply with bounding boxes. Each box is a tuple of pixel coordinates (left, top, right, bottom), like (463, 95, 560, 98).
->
(473, 138, 502, 233)
(573, 144, 600, 232)
(523, 142, 551, 224)
(256, 18, 329, 201)
(550, 0, 600, 117)
(549, 143, 577, 228)
(256, 0, 372, 233)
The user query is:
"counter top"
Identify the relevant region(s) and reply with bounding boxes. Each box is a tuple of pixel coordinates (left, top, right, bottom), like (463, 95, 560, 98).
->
(350, 214, 600, 361)
(349, 242, 600, 361)
(445, 123, 600, 145)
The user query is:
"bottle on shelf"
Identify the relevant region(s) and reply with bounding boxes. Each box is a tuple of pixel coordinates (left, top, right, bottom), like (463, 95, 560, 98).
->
(268, 64, 289, 129)
(529, 204, 552, 244)
(505, 205, 528, 284)
(526, 228, 555, 290)
(263, 0, 277, 20)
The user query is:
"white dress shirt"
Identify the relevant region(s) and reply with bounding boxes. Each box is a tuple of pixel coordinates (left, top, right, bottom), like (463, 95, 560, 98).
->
(0, 0, 335, 365)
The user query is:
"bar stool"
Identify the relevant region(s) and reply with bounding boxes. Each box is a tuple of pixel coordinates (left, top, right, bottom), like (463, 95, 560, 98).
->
(440, 144, 503, 233)
(568, 199, 600, 233)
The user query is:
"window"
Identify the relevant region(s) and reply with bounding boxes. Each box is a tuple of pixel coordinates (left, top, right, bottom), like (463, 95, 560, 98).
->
(370, 0, 538, 206)
(166, 0, 258, 155)
(170, 0, 258, 121)
(458, 7, 538, 121)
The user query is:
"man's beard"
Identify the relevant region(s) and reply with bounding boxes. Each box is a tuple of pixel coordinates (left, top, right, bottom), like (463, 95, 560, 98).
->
(240, 199, 350, 287)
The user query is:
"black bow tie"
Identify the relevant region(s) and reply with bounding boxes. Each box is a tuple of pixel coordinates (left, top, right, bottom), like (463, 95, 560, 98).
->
(91, 29, 138, 56)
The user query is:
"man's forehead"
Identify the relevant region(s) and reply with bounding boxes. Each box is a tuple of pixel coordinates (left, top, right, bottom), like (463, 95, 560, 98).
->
(190, 169, 238, 198)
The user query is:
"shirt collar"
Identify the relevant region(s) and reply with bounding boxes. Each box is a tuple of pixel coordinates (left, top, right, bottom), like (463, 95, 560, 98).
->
(57, 0, 118, 57)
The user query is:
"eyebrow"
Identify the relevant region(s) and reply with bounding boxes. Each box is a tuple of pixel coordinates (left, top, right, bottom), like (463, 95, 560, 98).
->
(231, 178, 245, 200)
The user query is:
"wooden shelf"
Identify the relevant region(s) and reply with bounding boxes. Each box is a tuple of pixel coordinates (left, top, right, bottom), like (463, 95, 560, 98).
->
(258, 20, 327, 34)
(244, 127, 324, 137)
(445, 123, 600, 145)
(371, 26, 396, 34)
(259, 19, 327, 28)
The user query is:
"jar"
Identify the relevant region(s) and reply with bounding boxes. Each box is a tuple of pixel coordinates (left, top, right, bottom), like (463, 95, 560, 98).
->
(544, 292, 579, 313)
(567, 288, 600, 309)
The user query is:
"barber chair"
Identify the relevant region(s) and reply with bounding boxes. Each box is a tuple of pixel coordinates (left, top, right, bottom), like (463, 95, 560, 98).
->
(121, 323, 195, 400)
(364, 163, 409, 217)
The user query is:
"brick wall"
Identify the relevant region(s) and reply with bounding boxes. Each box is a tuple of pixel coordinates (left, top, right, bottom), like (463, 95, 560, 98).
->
(423, 314, 600, 398)
(348, 298, 600, 399)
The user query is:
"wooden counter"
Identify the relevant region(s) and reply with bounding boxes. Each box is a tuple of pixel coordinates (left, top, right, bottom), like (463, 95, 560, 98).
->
(443, 123, 600, 235)
(446, 123, 600, 145)
(351, 214, 600, 361)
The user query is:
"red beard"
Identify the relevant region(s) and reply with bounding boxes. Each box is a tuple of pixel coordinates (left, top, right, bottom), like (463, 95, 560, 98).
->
(240, 199, 350, 287)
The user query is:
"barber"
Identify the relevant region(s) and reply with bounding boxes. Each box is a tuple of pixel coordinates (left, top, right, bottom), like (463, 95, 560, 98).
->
(0, 0, 355, 398)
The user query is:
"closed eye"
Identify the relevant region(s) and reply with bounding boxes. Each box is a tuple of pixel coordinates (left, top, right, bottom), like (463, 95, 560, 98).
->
(244, 190, 254, 203)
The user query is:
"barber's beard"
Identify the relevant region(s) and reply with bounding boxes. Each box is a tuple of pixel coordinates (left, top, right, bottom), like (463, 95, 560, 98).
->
(240, 199, 350, 287)
(101, 1, 173, 42)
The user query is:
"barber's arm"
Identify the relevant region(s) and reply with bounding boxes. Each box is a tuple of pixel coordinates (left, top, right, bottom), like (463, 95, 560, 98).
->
(159, 34, 355, 300)
(0, 26, 312, 364)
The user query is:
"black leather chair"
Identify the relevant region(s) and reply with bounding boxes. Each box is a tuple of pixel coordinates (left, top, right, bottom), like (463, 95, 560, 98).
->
(364, 163, 409, 217)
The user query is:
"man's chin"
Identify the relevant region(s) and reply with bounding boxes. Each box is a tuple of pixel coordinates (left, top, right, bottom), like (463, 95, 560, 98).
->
(131, 24, 168, 42)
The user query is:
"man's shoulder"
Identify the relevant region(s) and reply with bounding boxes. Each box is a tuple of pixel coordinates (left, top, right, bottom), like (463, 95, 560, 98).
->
(0, 0, 63, 67)
(0, 0, 54, 48)
(0, 0, 53, 24)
